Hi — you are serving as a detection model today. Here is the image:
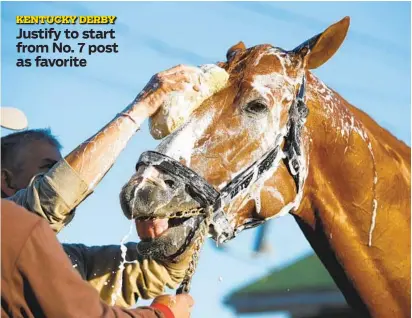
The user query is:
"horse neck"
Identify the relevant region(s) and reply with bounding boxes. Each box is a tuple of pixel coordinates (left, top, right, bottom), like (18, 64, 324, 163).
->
(291, 71, 411, 317)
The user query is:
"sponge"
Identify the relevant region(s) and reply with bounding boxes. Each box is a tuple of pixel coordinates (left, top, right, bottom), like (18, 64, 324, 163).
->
(149, 64, 229, 139)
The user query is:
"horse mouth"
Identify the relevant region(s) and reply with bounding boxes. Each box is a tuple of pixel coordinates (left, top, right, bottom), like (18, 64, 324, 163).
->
(119, 163, 211, 261)
(136, 215, 195, 241)
(134, 213, 205, 261)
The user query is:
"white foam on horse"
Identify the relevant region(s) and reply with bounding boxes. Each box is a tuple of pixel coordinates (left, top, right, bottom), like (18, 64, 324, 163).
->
(156, 110, 213, 167)
(254, 48, 296, 74)
(224, 60, 307, 217)
(254, 48, 280, 66)
(367, 141, 379, 247)
(243, 49, 308, 215)
(368, 199, 378, 247)
(310, 74, 380, 247)
(264, 186, 285, 204)
(311, 77, 371, 144)
(220, 47, 308, 217)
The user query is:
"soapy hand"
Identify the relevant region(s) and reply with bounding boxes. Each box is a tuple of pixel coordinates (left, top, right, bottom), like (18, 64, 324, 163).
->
(135, 64, 202, 117)
(148, 63, 229, 139)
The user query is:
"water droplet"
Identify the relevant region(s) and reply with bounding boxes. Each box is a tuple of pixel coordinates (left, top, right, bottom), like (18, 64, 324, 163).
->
(111, 220, 135, 305)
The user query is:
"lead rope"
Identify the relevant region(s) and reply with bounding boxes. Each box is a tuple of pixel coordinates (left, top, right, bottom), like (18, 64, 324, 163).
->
(176, 207, 213, 294)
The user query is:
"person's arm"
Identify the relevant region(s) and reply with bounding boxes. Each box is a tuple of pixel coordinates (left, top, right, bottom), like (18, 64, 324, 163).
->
(63, 242, 190, 307)
(7, 65, 200, 232)
(17, 218, 175, 318)
(6, 159, 89, 232)
(65, 65, 197, 189)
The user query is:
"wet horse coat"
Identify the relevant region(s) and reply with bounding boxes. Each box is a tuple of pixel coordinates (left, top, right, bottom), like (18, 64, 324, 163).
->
(121, 17, 411, 317)
(290, 72, 410, 317)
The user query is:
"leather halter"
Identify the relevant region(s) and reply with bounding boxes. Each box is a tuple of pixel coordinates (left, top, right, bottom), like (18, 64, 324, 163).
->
(136, 75, 309, 243)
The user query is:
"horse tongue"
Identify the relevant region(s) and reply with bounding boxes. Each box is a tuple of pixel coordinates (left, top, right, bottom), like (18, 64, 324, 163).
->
(135, 218, 169, 240)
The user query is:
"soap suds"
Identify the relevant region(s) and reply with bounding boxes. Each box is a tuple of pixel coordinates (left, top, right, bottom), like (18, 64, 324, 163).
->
(111, 220, 138, 305)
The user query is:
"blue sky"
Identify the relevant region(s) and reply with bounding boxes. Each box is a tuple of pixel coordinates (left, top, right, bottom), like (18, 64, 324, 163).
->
(1, 2, 410, 318)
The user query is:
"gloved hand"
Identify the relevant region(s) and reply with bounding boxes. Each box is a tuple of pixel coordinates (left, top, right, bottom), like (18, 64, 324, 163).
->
(151, 294, 194, 318)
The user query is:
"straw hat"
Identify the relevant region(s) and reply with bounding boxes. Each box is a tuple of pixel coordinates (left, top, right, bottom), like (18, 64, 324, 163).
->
(1, 107, 28, 130)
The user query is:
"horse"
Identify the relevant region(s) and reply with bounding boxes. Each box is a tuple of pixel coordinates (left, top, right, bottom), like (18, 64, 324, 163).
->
(120, 17, 411, 317)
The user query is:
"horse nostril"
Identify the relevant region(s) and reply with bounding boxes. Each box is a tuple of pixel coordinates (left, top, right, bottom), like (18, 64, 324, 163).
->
(164, 179, 176, 189)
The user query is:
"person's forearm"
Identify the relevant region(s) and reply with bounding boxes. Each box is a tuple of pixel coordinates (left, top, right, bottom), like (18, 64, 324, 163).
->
(65, 101, 148, 190)
(63, 242, 188, 307)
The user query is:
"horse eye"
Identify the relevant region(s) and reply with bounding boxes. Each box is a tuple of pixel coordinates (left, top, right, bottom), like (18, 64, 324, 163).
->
(244, 100, 269, 115)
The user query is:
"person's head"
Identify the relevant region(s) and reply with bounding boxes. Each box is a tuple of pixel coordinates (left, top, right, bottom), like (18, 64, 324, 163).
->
(1, 129, 62, 197)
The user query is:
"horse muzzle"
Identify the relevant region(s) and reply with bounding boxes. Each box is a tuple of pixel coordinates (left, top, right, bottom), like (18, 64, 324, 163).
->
(120, 168, 201, 220)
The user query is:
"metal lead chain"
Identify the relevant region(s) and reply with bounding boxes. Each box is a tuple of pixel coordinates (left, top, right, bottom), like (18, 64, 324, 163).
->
(166, 207, 205, 219)
(176, 207, 213, 295)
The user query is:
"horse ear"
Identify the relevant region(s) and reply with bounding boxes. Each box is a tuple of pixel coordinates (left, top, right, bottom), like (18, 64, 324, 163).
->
(293, 16, 350, 70)
(226, 41, 246, 60)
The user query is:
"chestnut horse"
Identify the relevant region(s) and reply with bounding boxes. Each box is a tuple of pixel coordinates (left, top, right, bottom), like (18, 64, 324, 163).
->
(120, 17, 410, 317)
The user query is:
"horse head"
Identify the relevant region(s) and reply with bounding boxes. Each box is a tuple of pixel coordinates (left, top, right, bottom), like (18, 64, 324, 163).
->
(120, 17, 350, 260)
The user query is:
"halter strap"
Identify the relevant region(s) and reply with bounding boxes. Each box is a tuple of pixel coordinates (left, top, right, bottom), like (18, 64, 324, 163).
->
(283, 75, 309, 193)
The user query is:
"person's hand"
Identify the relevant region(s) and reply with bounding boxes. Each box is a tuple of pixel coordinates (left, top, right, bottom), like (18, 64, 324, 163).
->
(151, 294, 194, 318)
(134, 64, 202, 117)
